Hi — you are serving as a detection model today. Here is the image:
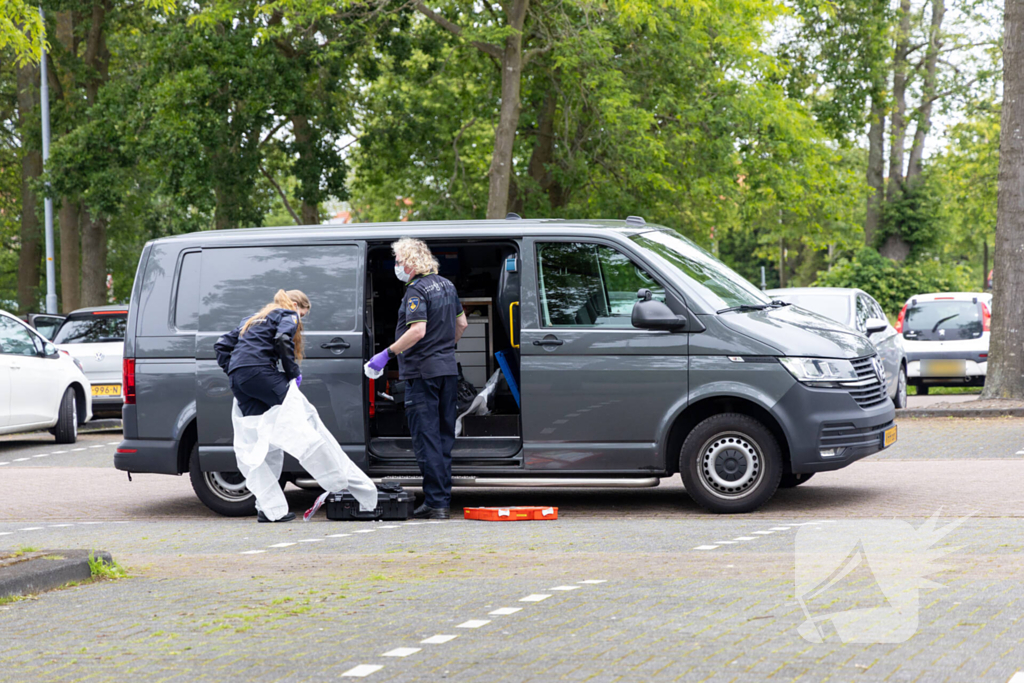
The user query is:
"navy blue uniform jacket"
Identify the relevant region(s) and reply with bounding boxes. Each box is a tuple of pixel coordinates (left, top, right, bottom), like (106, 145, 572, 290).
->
(396, 273, 464, 380)
(215, 308, 301, 380)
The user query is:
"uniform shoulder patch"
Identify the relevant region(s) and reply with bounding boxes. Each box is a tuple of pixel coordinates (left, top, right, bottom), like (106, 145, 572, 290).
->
(407, 296, 420, 312)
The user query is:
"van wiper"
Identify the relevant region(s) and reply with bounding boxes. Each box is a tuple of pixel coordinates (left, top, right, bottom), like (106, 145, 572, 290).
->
(717, 304, 771, 314)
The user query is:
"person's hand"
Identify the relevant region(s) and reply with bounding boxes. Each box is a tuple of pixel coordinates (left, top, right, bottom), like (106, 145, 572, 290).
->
(295, 374, 302, 387)
(367, 349, 390, 372)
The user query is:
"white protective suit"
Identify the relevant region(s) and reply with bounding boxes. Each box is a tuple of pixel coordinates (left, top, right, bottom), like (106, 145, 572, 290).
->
(231, 380, 377, 521)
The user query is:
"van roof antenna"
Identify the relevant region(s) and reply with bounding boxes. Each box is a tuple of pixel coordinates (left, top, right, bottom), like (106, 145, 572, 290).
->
(505, 212, 522, 220)
(625, 215, 646, 225)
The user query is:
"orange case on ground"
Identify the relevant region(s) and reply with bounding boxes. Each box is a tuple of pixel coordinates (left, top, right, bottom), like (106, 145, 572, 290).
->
(462, 506, 559, 521)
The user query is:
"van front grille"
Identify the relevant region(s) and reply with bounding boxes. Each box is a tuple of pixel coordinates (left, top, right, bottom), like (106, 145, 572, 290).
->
(848, 356, 889, 409)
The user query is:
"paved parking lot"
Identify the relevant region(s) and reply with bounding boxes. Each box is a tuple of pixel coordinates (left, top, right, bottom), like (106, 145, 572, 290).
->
(2, 417, 1023, 682)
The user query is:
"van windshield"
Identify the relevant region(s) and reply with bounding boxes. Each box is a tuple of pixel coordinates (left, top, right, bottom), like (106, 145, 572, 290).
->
(630, 230, 771, 310)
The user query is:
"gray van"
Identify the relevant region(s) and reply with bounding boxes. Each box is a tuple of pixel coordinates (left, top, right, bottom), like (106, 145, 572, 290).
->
(115, 218, 896, 514)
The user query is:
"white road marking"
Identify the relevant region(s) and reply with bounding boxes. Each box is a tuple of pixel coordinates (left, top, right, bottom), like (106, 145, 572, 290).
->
(404, 522, 425, 526)
(90, 444, 105, 448)
(421, 635, 458, 644)
(80, 522, 103, 525)
(377, 525, 398, 529)
(240, 550, 266, 555)
(519, 594, 551, 602)
(1017, 451, 1024, 456)
(382, 647, 420, 657)
(32, 454, 49, 458)
(769, 527, 791, 531)
(326, 534, 351, 538)
(733, 536, 757, 541)
(457, 619, 491, 628)
(578, 580, 607, 584)
(0, 462, 9, 466)
(268, 543, 296, 548)
(714, 541, 737, 544)
(489, 607, 522, 615)
(549, 585, 581, 591)
(341, 664, 383, 677)
(752, 531, 774, 535)
(18, 527, 43, 531)
(353, 530, 375, 534)
(51, 451, 66, 454)
(71, 448, 87, 452)
(0, 532, 12, 536)
(49, 524, 74, 528)
(297, 539, 323, 543)
(693, 545, 719, 550)
(1006, 673, 1024, 683)
(13, 458, 29, 462)
(107, 441, 120, 445)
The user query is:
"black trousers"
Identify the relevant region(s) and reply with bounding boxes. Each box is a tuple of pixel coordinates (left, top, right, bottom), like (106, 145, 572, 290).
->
(404, 375, 457, 509)
(229, 365, 289, 417)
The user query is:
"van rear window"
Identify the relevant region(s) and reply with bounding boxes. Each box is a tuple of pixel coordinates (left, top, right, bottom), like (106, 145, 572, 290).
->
(54, 316, 126, 344)
(903, 300, 983, 340)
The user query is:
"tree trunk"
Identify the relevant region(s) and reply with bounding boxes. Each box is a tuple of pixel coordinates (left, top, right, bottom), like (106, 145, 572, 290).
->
(981, 0, 1024, 399)
(865, 94, 886, 246)
(59, 200, 82, 313)
(887, 0, 911, 203)
(486, 0, 530, 220)
(80, 209, 108, 306)
(907, 0, 945, 180)
(83, 1, 111, 107)
(290, 115, 320, 224)
(526, 89, 566, 211)
(16, 63, 43, 315)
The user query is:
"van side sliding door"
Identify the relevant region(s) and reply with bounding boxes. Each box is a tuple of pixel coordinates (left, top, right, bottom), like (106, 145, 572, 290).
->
(196, 242, 367, 469)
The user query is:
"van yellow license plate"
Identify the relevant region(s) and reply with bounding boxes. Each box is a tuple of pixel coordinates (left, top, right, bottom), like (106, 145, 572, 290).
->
(91, 384, 121, 397)
(883, 425, 898, 447)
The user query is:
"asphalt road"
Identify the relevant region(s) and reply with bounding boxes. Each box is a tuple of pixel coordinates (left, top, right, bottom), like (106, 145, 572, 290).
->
(2, 417, 1023, 682)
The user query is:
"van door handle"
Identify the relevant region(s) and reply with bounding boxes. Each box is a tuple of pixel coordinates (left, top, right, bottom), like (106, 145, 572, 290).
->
(532, 338, 564, 346)
(321, 338, 351, 354)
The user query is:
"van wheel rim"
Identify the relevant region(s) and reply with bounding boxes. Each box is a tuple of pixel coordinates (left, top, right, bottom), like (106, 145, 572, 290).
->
(204, 472, 252, 502)
(699, 433, 762, 498)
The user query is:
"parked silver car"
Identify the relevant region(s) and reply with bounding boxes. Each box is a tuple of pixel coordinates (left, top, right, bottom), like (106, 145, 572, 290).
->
(53, 305, 127, 419)
(767, 287, 907, 408)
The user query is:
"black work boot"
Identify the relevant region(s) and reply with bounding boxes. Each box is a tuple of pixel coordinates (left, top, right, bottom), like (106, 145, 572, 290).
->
(412, 504, 450, 520)
(257, 510, 296, 523)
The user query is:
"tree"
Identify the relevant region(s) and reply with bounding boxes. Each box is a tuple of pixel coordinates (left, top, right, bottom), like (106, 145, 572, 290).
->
(981, 0, 1024, 399)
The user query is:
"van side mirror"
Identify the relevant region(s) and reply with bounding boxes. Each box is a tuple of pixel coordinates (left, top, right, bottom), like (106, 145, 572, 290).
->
(865, 317, 888, 335)
(633, 289, 687, 331)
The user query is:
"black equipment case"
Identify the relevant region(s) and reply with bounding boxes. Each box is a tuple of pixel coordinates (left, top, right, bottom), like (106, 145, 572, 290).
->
(326, 483, 414, 521)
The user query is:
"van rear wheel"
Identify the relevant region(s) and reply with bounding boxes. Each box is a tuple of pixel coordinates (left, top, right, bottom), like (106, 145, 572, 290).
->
(679, 413, 782, 514)
(188, 443, 257, 517)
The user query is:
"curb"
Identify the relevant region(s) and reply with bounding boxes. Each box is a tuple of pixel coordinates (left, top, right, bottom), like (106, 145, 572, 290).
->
(897, 408, 1024, 418)
(0, 550, 113, 600)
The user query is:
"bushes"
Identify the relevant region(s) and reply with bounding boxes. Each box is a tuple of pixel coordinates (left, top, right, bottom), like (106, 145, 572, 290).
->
(815, 248, 975, 317)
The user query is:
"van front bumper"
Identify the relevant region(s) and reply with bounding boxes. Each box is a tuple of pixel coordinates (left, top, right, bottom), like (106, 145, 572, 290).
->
(114, 438, 180, 475)
(774, 383, 896, 474)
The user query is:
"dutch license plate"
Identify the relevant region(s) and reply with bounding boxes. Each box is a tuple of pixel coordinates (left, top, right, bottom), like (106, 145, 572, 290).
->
(883, 425, 898, 448)
(91, 384, 121, 397)
(921, 359, 966, 377)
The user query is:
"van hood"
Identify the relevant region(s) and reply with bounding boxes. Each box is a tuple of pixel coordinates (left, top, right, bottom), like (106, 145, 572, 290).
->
(718, 305, 876, 359)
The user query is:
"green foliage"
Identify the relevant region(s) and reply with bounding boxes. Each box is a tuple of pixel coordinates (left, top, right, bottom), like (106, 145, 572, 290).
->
(874, 173, 945, 257)
(88, 553, 128, 580)
(0, 0, 45, 66)
(815, 247, 974, 316)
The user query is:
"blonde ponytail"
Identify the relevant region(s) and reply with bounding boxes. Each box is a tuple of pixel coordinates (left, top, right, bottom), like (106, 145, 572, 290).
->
(240, 289, 310, 361)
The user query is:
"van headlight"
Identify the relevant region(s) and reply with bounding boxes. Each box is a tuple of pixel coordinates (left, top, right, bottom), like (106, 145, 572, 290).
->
(779, 357, 860, 387)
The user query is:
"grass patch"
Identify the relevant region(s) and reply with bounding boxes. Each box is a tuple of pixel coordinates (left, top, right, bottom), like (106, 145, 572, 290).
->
(908, 385, 982, 395)
(0, 595, 29, 606)
(41, 555, 66, 561)
(88, 554, 128, 580)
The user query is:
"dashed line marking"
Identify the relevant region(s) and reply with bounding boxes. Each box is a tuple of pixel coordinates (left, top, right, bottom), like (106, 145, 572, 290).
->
(549, 585, 581, 591)
(382, 647, 420, 657)
(90, 444, 105, 448)
(1007, 672, 1024, 683)
(457, 619, 491, 629)
(268, 542, 295, 548)
(326, 533, 351, 538)
(519, 594, 551, 603)
(49, 524, 74, 528)
(578, 580, 607, 584)
(0, 462, 9, 466)
(18, 527, 43, 531)
(489, 607, 522, 615)
(693, 545, 719, 550)
(240, 550, 266, 555)
(421, 635, 458, 644)
(71, 448, 87, 452)
(377, 525, 399, 529)
(733, 536, 757, 541)
(352, 529, 375, 534)
(714, 541, 737, 544)
(297, 538, 323, 543)
(32, 454, 49, 458)
(753, 531, 775, 535)
(107, 441, 120, 445)
(0, 532, 12, 536)
(80, 522, 103, 525)
(341, 664, 383, 677)
(13, 458, 29, 462)
(769, 527, 791, 531)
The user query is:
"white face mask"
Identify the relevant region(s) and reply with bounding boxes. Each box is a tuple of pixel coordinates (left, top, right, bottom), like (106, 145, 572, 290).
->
(394, 263, 411, 283)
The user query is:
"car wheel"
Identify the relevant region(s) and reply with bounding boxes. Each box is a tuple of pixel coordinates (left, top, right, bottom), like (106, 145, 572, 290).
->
(894, 365, 908, 409)
(54, 388, 78, 444)
(778, 471, 815, 488)
(679, 413, 783, 514)
(188, 443, 257, 517)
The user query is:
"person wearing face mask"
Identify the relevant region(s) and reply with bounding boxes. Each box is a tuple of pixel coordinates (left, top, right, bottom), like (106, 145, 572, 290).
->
(365, 239, 468, 520)
(215, 289, 311, 522)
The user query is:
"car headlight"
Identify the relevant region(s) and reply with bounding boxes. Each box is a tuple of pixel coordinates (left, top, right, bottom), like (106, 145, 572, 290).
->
(780, 357, 861, 387)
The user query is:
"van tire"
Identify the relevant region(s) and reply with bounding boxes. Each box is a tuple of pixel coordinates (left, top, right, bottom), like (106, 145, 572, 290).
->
(188, 443, 257, 517)
(679, 413, 782, 514)
(53, 388, 78, 444)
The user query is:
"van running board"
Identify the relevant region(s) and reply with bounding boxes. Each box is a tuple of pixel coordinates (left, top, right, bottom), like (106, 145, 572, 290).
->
(292, 476, 660, 489)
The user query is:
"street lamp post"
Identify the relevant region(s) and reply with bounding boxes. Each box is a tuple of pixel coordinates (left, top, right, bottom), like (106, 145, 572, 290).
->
(39, 6, 57, 315)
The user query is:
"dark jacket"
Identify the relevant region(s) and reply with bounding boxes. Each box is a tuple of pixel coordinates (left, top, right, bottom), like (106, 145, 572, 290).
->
(215, 308, 301, 380)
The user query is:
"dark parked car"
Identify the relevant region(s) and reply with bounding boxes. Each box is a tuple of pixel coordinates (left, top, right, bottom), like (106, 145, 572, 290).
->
(115, 218, 896, 515)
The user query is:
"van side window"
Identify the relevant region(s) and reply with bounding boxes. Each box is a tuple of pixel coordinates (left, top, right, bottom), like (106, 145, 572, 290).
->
(537, 242, 665, 328)
(175, 252, 201, 330)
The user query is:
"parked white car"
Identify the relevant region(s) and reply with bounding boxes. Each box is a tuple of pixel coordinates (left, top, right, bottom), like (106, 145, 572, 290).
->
(0, 309, 93, 442)
(53, 305, 128, 419)
(897, 292, 991, 394)
(767, 287, 907, 408)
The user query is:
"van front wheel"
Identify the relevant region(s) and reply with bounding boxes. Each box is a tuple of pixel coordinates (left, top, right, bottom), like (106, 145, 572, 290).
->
(679, 413, 782, 514)
(188, 443, 257, 517)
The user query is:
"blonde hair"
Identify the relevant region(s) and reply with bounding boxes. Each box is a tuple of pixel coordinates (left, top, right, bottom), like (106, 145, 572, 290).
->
(392, 238, 438, 276)
(240, 289, 310, 361)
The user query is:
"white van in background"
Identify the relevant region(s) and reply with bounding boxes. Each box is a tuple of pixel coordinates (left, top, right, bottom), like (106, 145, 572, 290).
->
(897, 292, 991, 394)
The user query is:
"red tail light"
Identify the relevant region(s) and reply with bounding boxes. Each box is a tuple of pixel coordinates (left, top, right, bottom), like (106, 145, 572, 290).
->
(123, 358, 136, 404)
(895, 305, 907, 334)
(982, 302, 991, 332)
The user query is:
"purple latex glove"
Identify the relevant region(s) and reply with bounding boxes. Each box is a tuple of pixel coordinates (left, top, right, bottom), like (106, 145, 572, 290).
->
(295, 374, 302, 387)
(367, 349, 391, 372)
